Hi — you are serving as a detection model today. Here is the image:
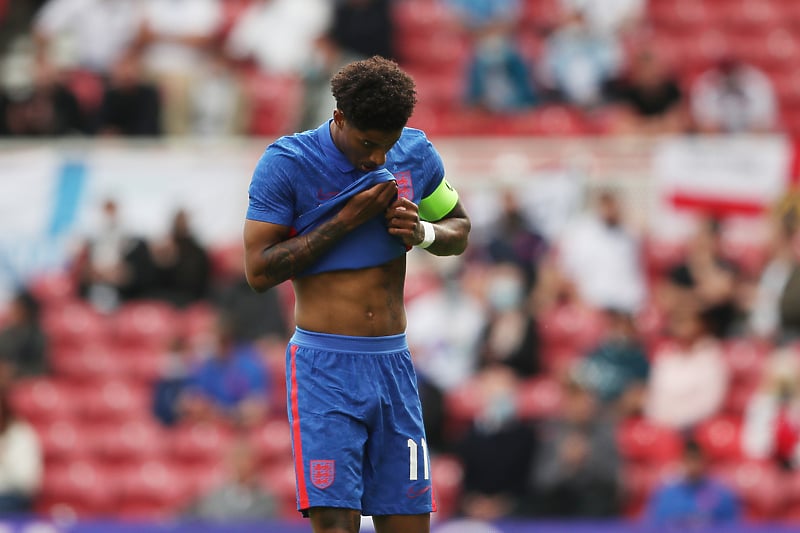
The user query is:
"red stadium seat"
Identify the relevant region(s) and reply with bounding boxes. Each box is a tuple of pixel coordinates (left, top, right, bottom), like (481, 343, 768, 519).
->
(49, 343, 124, 383)
(116, 460, 191, 519)
(713, 460, 785, 519)
(694, 415, 743, 463)
(168, 421, 234, 468)
(37, 460, 116, 518)
(110, 300, 180, 350)
(42, 302, 110, 347)
(10, 378, 78, 425)
(74, 380, 150, 423)
(262, 458, 299, 519)
(431, 454, 464, 519)
(648, 0, 712, 30)
(444, 379, 482, 423)
(92, 419, 168, 466)
(715, 0, 782, 31)
(37, 419, 88, 465)
(519, 0, 563, 31)
(27, 271, 78, 306)
(621, 461, 681, 518)
(515, 377, 563, 419)
(537, 302, 606, 355)
(617, 418, 683, 464)
(392, 0, 460, 35)
(179, 301, 219, 343)
(722, 338, 770, 385)
(249, 417, 293, 467)
(723, 379, 760, 416)
(242, 72, 304, 137)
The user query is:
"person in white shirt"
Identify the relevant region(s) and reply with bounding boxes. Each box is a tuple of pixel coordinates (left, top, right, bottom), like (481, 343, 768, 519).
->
(225, 0, 332, 75)
(557, 189, 646, 315)
(33, 0, 143, 74)
(135, 0, 223, 135)
(645, 309, 729, 431)
(0, 392, 42, 513)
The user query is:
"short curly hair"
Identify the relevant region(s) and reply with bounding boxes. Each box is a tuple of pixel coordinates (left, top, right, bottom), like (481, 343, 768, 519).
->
(331, 56, 417, 132)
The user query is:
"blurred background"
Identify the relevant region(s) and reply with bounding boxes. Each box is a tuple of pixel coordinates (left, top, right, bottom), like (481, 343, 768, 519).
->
(1, 0, 800, 531)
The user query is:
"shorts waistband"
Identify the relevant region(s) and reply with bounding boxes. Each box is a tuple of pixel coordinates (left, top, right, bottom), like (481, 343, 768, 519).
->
(290, 327, 408, 354)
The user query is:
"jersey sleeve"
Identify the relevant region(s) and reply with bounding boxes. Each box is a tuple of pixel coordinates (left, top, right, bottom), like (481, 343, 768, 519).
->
(418, 144, 459, 222)
(246, 150, 296, 226)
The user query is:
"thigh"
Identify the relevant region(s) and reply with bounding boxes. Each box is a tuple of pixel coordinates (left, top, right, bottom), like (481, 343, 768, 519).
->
(373, 513, 431, 533)
(309, 507, 361, 533)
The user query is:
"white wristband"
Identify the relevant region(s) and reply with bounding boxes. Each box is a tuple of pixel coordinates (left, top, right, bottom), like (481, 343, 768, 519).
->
(418, 221, 435, 249)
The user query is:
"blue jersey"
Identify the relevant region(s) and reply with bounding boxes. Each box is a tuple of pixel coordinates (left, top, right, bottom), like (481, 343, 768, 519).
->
(246, 120, 446, 276)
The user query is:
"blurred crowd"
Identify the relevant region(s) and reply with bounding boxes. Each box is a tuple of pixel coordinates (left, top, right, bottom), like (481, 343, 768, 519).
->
(0, 185, 798, 525)
(0, 0, 792, 138)
(1, 0, 800, 528)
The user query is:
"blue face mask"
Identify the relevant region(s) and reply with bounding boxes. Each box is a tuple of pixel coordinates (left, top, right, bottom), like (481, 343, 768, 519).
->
(477, 392, 517, 433)
(487, 276, 524, 311)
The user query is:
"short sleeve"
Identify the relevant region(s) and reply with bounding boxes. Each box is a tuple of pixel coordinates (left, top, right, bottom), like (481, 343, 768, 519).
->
(246, 150, 296, 226)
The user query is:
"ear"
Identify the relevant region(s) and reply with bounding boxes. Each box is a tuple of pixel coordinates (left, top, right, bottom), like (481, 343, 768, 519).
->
(333, 109, 345, 128)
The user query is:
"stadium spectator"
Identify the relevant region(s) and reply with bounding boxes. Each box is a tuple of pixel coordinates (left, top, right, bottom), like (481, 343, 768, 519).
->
(149, 208, 212, 308)
(0, 57, 85, 137)
(405, 258, 487, 393)
(748, 207, 800, 343)
(73, 198, 157, 313)
(152, 335, 195, 427)
(330, 0, 394, 61)
(224, 0, 331, 75)
(689, 56, 778, 134)
(559, 0, 645, 37)
(646, 437, 741, 527)
(0, 391, 42, 514)
(644, 308, 729, 431)
(602, 47, 686, 135)
(454, 364, 536, 521)
(183, 438, 278, 521)
(32, 0, 142, 75)
(446, 0, 537, 113)
(571, 309, 649, 416)
(178, 315, 272, 429)
(134, 0, 223, 135)
(298, 34, 361, 132)
(96, 51, 161, 136)
(538, 8, 623, 108)
(526, 380, 621, 518)
(1, 1, 47, 53)
(474, 188, 549, 290)
(186, 49, 244, 137)
(475, 262, 541, 378)
(406, 258, 487, 452)
(556, 188, 647, 315)
(212, 244, 291, 346)
(741, 347, 800, 470)
(661, 216, 741, 338)
(0, 290, 48, 387)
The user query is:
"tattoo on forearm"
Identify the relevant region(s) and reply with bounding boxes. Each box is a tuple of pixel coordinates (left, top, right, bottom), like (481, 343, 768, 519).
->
(262, 221, 347, 285)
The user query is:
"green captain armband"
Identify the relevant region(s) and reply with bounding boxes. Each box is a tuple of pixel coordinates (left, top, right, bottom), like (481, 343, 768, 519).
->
(418, 178, 459, 221)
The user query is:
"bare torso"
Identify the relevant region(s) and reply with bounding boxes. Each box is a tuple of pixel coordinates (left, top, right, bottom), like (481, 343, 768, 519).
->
(292, 255, 407, 336)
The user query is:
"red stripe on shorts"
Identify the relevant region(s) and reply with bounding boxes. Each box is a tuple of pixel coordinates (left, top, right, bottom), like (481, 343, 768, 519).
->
(290, 344, 310, 510)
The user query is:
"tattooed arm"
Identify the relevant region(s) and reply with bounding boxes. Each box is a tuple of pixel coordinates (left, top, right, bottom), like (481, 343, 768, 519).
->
(244, 180, 399, 292)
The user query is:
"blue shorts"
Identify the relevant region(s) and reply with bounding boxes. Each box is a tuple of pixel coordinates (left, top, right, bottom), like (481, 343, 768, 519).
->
(286, 328, 435, 516)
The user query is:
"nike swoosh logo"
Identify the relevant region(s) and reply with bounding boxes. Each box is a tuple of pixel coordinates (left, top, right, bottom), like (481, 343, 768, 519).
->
(406, 486, 431, 499)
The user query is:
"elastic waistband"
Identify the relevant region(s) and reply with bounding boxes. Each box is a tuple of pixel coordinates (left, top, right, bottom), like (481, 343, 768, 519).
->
(290, 327, 408, 354)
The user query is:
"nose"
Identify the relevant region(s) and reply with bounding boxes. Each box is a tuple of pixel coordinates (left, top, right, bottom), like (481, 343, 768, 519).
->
(368, 149, 386, 168)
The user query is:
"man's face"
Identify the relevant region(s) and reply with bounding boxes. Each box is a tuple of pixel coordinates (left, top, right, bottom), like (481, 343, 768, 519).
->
(332, 110, 402, 172)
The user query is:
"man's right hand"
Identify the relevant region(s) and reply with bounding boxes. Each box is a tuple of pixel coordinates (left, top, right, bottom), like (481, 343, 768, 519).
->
(336, 180, 399, 231)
